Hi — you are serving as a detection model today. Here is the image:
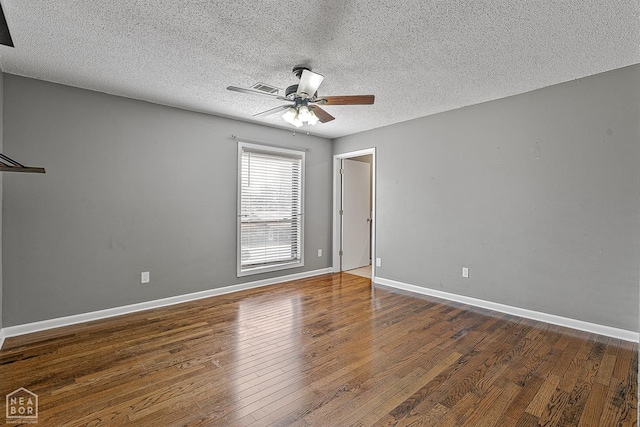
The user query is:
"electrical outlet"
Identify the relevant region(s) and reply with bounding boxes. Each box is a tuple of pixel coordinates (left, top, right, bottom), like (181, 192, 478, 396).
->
(462, 267, 469, 278)
(376, 258, 382, 267)
(141, 271, 150, 284)
(318, 249, 323, 257)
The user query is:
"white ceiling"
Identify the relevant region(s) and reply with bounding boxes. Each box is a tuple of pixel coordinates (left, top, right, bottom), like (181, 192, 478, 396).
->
(0, 1, 638, 139)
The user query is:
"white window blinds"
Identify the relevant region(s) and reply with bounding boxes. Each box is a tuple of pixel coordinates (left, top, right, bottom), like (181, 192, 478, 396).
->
(237, 142, 304, 276)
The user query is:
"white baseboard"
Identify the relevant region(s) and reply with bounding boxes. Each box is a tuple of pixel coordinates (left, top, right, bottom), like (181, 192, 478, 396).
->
(1, 268, 333, 343)
(374, 276, 639, 343)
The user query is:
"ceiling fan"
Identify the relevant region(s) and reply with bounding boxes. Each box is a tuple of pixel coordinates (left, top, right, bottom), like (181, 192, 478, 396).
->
(227, 66, 375, 127)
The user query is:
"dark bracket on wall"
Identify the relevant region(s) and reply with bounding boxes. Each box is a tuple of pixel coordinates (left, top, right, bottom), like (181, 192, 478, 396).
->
(0, 153, 45, 173)
(0, 1, 14, 47)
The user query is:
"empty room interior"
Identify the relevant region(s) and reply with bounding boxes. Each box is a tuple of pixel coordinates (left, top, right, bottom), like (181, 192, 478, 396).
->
(0, 1, 638, 426)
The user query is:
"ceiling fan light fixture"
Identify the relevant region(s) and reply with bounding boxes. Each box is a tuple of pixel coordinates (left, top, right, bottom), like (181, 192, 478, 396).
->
(297, 106, 311, 122)
(282, 105, 318, 127)
(307, 109, 319, 125)
(282, 107, 298, 125)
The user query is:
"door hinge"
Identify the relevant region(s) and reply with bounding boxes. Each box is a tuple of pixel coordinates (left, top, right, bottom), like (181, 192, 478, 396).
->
(340, 168, 344, 174)
(339, 209, 344, 215)
(339, 250, 343, 256)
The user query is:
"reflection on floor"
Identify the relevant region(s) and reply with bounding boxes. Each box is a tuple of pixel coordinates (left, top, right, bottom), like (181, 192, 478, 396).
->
(346, 264, 371, 278)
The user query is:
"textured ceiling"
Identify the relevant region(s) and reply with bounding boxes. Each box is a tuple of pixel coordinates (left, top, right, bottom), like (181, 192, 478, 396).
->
(0, 1, 638, 139)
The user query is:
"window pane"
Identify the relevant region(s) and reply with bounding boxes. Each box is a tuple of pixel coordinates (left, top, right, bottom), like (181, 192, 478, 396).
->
(238, 144, 304, 275)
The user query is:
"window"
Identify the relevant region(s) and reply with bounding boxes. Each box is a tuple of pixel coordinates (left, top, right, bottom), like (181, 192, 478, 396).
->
(237, 142, 304, 276)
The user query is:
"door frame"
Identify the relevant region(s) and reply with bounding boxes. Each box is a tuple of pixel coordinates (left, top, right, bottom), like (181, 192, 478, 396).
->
(332, 148, 377, 279)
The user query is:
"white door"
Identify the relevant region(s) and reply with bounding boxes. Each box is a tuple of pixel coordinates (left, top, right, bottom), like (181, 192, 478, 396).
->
(342, 159, 371, 271)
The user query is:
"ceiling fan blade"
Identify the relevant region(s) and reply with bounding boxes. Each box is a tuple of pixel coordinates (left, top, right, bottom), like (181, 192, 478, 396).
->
(318, 95, 375, 105)
(253, 105, 291, 118)
(227, 86, 285, 99)
(310, 106, 335, 123)
(297, 69, 324, 97)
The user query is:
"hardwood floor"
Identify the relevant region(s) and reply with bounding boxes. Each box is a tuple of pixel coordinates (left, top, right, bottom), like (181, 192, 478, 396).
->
(0, 273, 636, 426)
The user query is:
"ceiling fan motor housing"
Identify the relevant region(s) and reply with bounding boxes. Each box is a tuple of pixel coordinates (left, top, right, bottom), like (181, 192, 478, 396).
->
(292, 65, 310, 79)
(285, 84, 299, 97)
(285, 84, 317, 102)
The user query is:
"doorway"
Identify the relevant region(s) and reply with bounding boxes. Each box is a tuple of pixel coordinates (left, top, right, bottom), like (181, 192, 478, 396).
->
(332, 148, 376, 280)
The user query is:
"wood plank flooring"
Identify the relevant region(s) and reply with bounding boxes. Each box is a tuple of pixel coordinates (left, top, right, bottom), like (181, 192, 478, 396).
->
(0, 273, 636, 426)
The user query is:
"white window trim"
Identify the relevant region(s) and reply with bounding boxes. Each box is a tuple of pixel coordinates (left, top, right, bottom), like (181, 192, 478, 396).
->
(237, 141, 305, 277)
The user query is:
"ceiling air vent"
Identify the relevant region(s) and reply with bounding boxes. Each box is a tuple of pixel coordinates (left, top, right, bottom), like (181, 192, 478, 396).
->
(251, 82, 281, 95)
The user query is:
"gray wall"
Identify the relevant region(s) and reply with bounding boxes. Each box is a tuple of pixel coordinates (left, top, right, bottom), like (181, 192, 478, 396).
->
(335, 65, 640, 331)
(2, 74, 332, 326)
